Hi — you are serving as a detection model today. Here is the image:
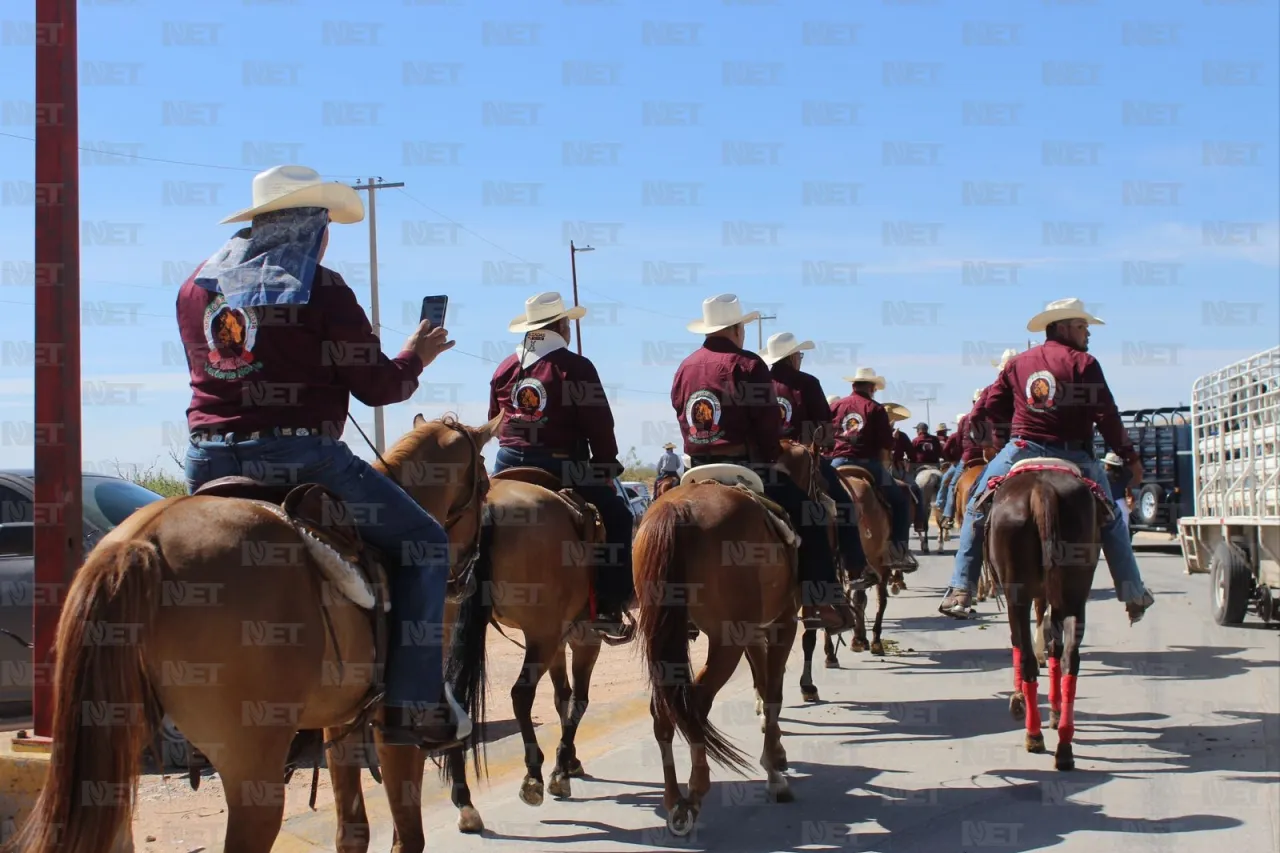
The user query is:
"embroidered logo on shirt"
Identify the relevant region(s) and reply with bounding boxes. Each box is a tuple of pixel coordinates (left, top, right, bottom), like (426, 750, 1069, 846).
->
(202, 294, 263, 380)
(510, 377, 549, 424)
(684, 389, 724, 445)
(841, 411, 864, 437)
(1025, 370, 1057, 412)
(778, 397, 794, 433)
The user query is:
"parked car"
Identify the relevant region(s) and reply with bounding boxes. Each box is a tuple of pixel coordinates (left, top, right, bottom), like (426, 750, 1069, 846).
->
(612, 478, 648, 529)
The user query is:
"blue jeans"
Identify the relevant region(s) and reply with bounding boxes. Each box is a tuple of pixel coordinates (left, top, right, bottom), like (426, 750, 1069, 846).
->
(185, 433, 449, 708)
(947, 439, 1145, 602)
(829, 457, 911, 546)
(935, 465, 961, 510)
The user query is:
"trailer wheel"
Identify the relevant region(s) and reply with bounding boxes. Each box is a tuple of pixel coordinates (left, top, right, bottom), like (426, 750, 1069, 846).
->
(1134, 484, 1162, 526)
(1210, 542, 1252, 626)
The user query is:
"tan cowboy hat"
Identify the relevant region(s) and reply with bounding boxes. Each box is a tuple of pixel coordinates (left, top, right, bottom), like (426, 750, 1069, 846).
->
(993, 348, 1018, 370)
(687, 294, 761, 334)
(219, 165, 364, 225)
(1102, 451, 1124, 468)
(883, 402, 911, 423)
(761, 331, 814, 366)
(1027, 297, 1105, 333)
(936, 423, 949, 432)
(826, 393, 841, 405)
(842, 367, 886, 390)
(663, 442, 676, 450)
(509, 292, 587, 333)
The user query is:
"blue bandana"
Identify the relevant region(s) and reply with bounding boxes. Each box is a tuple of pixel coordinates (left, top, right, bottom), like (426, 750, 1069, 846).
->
(193, 207, 330, 309)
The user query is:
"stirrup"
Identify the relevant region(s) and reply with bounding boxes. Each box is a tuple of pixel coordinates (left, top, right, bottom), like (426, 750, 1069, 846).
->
(593, 610, 636, 646)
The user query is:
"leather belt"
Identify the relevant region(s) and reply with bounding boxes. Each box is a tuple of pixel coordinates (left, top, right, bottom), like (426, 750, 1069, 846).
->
(190, 426, 323, 444)
(1011, 435, 1090, 453)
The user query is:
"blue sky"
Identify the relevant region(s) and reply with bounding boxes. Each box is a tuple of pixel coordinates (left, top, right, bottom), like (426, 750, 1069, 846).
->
(1, 0, 1277, 475)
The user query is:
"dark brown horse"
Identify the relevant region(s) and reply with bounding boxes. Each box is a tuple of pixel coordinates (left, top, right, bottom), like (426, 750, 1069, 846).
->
(984, 459, 1109, 772)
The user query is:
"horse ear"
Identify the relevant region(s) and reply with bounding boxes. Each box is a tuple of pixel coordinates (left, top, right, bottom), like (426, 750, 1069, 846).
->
(476, 413, 502, 445)
(413, 413, 427, 428)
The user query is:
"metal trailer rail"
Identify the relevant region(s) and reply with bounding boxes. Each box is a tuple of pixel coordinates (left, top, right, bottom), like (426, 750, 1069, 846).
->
(1177, 345, 1280, 626)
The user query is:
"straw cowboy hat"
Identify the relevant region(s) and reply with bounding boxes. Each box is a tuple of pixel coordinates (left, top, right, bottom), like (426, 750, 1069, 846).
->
(761, 332, 815, 366)
(884, 403, 911, 423)
(826, 394, 841, 405)
(936, 423, 949, 433)
(992, 348, 1018, 370)
(663, 442, 676, 450)
(843, 367, 886, 390)
(687, 294, 761, 334)
(219, 165, 364, 225)
(509, 292, 587, 333)
(1102, 452, 1124, 468)
(1027, 297, 1105, 333)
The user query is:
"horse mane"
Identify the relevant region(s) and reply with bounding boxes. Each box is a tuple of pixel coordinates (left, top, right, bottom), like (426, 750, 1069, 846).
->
(376, 413, 471, 474)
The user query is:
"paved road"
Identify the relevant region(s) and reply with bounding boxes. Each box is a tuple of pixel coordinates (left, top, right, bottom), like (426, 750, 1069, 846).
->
(275, 545, 1279, 852)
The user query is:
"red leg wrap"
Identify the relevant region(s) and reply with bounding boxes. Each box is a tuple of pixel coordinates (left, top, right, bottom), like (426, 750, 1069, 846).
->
(1059, 674, 1078, 744)
(1023, 680, 1042, 736)
(1011, 647, 1023, 693)
(1047, 657, 1062, 712)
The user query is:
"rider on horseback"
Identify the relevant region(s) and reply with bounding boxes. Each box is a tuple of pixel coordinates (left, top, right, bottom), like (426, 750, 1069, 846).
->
(671, 296, 857, 634)
(487, 292, 636, 641)
(826, 370, 919, 573)
(935, 388, 988, 528)
(911, 423, 943, 465)
(657, 442, 685, 479)
(177, 165, 470, 750)
(762, 332, 871, 586)
(938, 298, 1156, 624)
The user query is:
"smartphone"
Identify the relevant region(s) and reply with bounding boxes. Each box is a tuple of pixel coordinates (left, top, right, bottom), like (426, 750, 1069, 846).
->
(419, 295, 448, 328)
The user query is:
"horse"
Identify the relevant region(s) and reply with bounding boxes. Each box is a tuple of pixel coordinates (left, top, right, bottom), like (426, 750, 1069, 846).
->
(326, 461, 614, 845)
(654, 471, 680, 500)
(984, 459, 1109, 772)
(635, 470, 802, 836)
(13, 415, 497, 853)
(913, 465, 943, 553)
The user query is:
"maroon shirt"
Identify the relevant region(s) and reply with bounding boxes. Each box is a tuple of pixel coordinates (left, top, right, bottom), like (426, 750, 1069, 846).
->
(892, 430, 915, 466)
(912, 432, 942, 464)
(769, 362, 833, 445)
(826, 390, 891, 460)
(177, 265, 423, 436)
(488, 339, 619, 464)
(672, 337, 780, 463)
(942, 421, 964, 463)
(977, 339, 1136, 463)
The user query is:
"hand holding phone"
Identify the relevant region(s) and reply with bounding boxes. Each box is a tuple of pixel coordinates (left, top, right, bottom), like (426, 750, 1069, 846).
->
(406, 295, 454, 367)
(420, 295, 448, 328)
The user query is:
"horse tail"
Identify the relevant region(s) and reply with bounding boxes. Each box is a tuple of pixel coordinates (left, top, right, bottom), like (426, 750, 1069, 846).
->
(634, 500, 751, 774)
(8, 538, 164, 853)
(442, 503, 495, 782)
(1030, 481, 1066, 611)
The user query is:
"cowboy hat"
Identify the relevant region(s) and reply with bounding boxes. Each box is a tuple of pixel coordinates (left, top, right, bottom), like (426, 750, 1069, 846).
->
(219, 165, 364, 225)
(915, 421, 929, 431)
(883, 403, 911, 422)
(842, 367, 886, 390)
(761, 331, 815, 366)
(826, 394, 842, 405)
(687, 294, 761, 334)
(1027, 297, 1105, 333)
(1102, 452, 1124, 468)
(663, 442, 676, 450)
(973, 388, 984, 403)
(936, 423, 949, 432)
(992, 348, 1018, 370)
(956, 413, 967, 422)
(509, 292, 587, 333)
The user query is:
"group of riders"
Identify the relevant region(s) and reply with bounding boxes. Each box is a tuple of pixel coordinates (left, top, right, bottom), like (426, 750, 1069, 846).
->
(177, 166, 1156, 755)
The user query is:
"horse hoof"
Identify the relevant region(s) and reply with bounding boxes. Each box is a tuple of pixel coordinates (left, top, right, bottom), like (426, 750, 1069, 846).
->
(1049, 710, 1061, 730)
(890, 584, 902, 596)
(1009, 692, 1025, 721)
(1055, 743, 1074, 771)
(457, 805, 485, 834)
(801, 685, 820, 703)
(566, 758, 585, 778)
(667, 803, 697, 837)
(1026, 733, 1046, 754)
(851, 639, 867, 653)
(823, 656, 839, 669)
(1036, 654, 1048, 668)
(768, 781, 794, 803)
(755, 696, 764, 717)
(548, 770, 572, 799)
(870, 640, 885, 656)
(519, 777, 544, 807)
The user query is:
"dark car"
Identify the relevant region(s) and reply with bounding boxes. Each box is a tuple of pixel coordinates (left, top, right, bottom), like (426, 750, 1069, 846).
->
(1092, 408, 1193, 536)
(0, 470, 166, 710)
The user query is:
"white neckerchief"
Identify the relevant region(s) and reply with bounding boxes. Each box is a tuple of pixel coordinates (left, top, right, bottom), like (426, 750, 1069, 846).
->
(515, 329, 568, 368)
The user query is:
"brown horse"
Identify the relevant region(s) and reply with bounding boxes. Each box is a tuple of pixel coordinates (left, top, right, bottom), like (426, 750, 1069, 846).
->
(985, 460, 1108, 772)
(328, 463, 616, 844)
(654, 471, 680, 499)
(12, 415, 497, 853)
(635, 475, 801, 836)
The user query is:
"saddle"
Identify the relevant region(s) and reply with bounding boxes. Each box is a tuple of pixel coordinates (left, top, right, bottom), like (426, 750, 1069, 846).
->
(972, 458, 1116, 523)
(679, 464, 800, 551)
(488, 467, 605, 546)
(834, 465, 894, 514)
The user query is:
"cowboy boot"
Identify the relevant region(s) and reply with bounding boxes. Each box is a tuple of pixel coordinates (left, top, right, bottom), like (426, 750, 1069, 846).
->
(938, 587, 975, 619)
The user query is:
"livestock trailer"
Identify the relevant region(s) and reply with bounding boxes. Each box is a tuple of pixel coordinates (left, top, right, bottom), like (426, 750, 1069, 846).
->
(1177, 346, 1280, 626)
(1093, 407, 1193, 536)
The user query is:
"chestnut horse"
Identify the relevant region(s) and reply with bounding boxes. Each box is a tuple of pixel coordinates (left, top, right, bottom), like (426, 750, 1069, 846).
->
(985, 461, 1109, 772)
(635, 475, 802, 836)
(12, 415, 497, 853)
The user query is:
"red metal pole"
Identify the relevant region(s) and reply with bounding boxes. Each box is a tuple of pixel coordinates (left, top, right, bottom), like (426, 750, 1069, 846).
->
(30, 0, 82, 743)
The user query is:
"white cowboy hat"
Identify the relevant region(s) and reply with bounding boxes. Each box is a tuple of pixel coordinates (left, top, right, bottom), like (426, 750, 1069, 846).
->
(826, 394, 841, 405)
(1102, 452, 1124, 468)
(993, 348, 1018, 370)
(883, 402, 911, 422)
(973, 388, 984, 403)
(509, 292, 587, 333)
(1027, 297, 1106, 333)
(761, 332, 815, 366)
(687, 294, 761, 334)
(842, 367, 886, 390)
(219, 165, 364, 225)
(956, 412, 967, 422)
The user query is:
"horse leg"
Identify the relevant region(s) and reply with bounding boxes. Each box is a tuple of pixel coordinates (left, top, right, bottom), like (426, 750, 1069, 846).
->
(761, 617, 798, 799)
(870, 579, 889, 656)
(1010, 601, 1045, 754)
(688, 642, 746, 814)
(652, 695, 681, 815)
(325, 727, 371, 853)
(514, 642, 550, 806)
(1056, 611, 1084, 771)
(823, 630, 839, 668)
(746, 638, 766, 726)
(851, 588, 868, 653)
(447, 746, 484, 833)
(218, 731, 296, 853)
(374, 738, 427, 852)
(891, 569, 906, 595)
(799, 628, 820, 702)
(1046, 612, 1065, 732)
(550, 638, 601, 797)
(1033, 596, 1049, 667)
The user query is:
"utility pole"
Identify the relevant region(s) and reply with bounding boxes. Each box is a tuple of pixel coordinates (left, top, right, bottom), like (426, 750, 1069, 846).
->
(569, 241, 594, 355)
(755, 314, 777, 351)
(352, 178, 403, 454)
